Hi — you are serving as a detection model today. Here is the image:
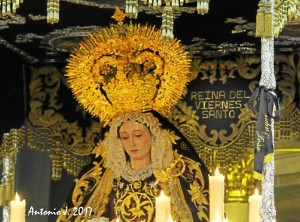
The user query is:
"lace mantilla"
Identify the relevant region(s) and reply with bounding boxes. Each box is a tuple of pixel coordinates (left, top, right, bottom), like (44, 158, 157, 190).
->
(121, 162, 153, 182)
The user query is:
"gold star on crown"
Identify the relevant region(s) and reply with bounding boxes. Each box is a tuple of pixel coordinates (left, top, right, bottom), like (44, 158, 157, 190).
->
(111, 7, 126, 26)
(66, 9, 191, 125)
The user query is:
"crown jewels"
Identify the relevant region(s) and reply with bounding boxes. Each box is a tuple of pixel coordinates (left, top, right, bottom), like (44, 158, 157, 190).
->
(66, 9, 191, 124)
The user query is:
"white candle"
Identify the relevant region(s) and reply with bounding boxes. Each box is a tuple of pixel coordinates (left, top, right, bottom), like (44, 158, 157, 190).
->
(248, 188, 262, 222)
(209, 168, 225, 221)
(210, 210, 221, 222)
(156, 190, 171, 222)
(10, 192, 26, 222)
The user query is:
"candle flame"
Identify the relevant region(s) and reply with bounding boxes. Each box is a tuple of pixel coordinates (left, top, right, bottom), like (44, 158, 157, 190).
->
(254, 188, 259, 195)
(116, 218, 120, 222)
(15, 192, 20, 201)
(160, 190, 166, 197)
(215, 167, 220, 176)
(216, 210, 220, 220)
(167, 215, 174, 222)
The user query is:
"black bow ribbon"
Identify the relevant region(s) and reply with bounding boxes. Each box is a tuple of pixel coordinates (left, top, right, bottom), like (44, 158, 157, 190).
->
(248, 86, 280, 179)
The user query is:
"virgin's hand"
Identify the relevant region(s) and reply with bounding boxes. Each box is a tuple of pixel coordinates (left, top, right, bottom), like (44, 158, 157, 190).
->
(110, 219, 117, 222)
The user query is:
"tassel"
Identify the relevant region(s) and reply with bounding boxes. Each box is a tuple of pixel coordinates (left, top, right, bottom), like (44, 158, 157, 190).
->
(162, 3, 174, 41)
(264, 2, 273, 38)
(256, 0, 265, 37)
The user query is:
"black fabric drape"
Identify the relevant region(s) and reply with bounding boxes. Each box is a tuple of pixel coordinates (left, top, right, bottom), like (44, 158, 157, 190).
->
(248, 86, 280, 179)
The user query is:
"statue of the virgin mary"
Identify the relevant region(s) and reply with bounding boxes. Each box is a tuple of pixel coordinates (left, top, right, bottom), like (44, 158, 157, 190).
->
(56, 8, 209, 222)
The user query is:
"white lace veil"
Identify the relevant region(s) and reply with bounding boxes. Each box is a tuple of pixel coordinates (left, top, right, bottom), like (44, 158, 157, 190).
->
(104, 112, 174, 178)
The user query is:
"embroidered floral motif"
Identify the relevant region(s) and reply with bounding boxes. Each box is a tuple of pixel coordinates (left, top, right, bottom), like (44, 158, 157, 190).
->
(113, 176, 160, 222)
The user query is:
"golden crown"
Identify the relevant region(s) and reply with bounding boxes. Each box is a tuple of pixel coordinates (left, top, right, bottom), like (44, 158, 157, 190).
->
(66, 9, 191, 124)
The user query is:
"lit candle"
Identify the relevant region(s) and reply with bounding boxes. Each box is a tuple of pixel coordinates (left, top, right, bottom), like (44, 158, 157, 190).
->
(209, 168, 225, 221)
(165, 214, 175, 222)
(248, 188, 262, 222)
(10, 192, 26, 222)
(156, 190, 171, 222)
(210, 210, 221, 222)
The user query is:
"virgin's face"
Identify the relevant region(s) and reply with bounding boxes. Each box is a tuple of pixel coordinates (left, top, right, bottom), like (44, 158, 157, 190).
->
(119, 121, 152, 163)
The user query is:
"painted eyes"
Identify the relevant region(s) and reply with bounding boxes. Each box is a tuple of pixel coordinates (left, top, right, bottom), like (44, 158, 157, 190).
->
(120, 134, 143, 140)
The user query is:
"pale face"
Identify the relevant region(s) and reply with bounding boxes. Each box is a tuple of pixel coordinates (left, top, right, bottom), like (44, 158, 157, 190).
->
(119, 121, 152, 165)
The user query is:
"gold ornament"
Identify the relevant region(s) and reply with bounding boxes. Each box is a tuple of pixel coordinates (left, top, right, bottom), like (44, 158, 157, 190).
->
(111, 7, 126, 26)
(154, 153, 186, 183)
(66, 9, 191, 124)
